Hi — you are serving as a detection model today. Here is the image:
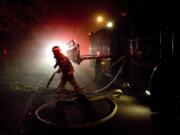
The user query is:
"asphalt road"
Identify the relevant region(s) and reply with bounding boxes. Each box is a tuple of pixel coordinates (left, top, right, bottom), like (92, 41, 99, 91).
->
(0, 59, 179, 135)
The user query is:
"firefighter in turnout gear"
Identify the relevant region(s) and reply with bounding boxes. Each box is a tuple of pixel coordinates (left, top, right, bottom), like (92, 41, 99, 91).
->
(52, 46, 97, 122)
(52, 46, 81, 93)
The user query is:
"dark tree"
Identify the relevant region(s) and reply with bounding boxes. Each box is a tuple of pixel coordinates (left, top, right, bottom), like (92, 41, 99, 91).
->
(0, 0, 48, 34)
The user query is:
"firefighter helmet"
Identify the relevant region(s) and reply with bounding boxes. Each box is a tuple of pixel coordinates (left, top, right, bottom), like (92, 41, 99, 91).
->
(52, 46, 61, 52)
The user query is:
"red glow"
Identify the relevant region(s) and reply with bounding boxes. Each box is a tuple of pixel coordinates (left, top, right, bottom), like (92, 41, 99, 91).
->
(121, 12, 127, 17)
(3, 48, 8, 56)
(96, 51, 100, 56)
(33, 16, 89, 55)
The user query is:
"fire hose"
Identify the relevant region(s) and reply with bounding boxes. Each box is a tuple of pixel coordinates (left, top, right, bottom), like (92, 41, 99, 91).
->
(43, 55, 127, 98)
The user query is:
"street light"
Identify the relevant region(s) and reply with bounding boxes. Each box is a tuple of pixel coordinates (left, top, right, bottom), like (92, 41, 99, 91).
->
(106, 21, 114, 28)
(96, 16, 104, 23)
(94, 15, 114, 30)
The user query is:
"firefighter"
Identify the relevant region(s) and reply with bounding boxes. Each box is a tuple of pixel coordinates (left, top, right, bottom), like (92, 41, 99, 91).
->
(52, 46, 97, 122)
(52, 46, 81, 94)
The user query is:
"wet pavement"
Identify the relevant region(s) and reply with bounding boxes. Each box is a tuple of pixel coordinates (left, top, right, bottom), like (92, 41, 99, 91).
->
(0, 60, 180, 135)
(35, 97, 116, 128)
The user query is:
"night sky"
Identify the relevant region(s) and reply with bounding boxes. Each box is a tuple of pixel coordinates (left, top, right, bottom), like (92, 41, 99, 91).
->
(23, 0, 123, 55)
(1, 0, 125, 54)
(34, 0, 124, 54)
(1, 0, 177, 54)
